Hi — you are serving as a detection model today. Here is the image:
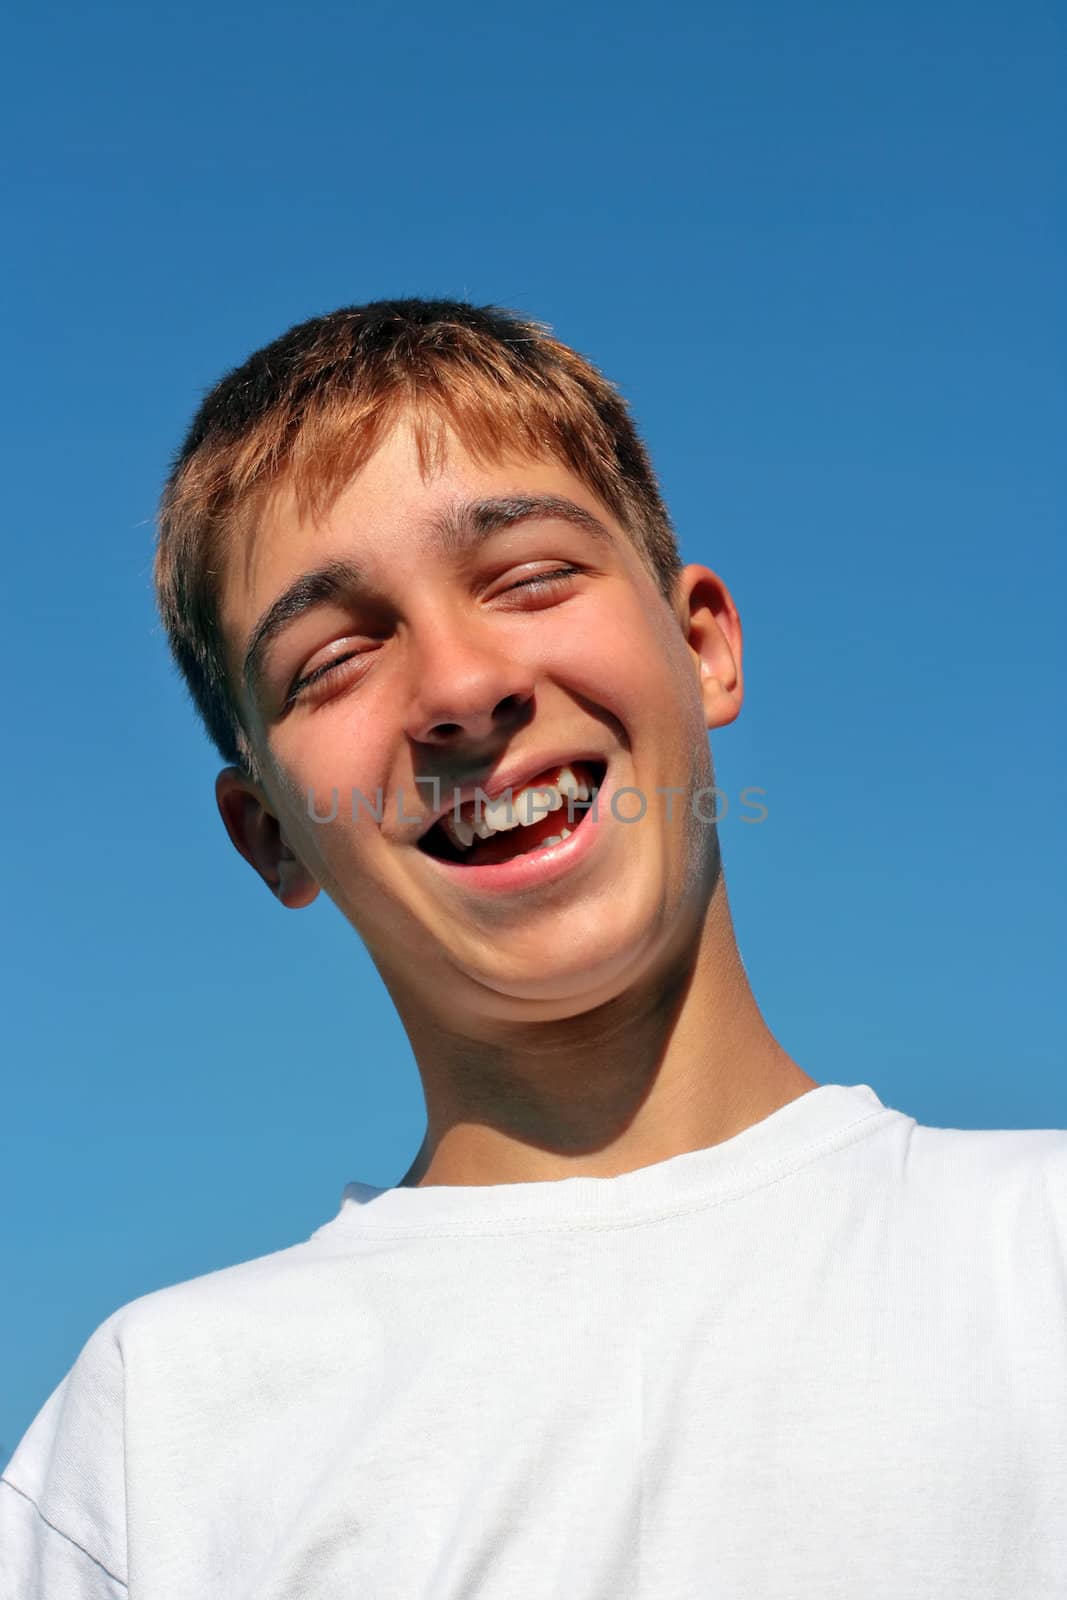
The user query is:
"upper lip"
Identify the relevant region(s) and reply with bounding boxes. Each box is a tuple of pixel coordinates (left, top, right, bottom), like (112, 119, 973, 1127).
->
(414, 750, 607, 841)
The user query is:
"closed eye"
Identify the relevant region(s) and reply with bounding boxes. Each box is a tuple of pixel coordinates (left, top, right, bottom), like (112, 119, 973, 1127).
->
(500, 565, 581, 598)
(286, 647, 375, 708)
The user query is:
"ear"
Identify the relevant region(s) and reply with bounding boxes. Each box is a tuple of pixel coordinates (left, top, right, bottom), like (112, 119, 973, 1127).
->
(215, 767, 321, 909)
(673, 565, 744, 729)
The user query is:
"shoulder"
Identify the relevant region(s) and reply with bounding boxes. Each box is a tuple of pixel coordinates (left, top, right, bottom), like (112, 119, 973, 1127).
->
(1, 1307, 129, 1591)
(110, 1232, 338, 1344)
(1, 1233, 333, 1589)
(902, 1115, 1067, 1202)
(888, 1112, 1067, 1276)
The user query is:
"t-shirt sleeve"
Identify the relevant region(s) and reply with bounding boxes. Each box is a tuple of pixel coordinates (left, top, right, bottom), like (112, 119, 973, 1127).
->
(0, 1316, 128, 1597)
(0, 1480, 127, 1598)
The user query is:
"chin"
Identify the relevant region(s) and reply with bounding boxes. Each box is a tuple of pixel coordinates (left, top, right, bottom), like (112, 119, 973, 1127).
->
(464, 893, 678, 1015)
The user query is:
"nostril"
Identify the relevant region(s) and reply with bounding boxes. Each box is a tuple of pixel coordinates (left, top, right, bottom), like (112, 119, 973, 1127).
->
(493, 692, 532, 725)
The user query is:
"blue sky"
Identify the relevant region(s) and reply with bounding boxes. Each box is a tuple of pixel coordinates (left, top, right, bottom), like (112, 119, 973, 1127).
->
(1, 0, 1063, 1460)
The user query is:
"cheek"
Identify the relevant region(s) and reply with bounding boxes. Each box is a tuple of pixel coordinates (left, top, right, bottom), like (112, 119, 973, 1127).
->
(272, 694, 395, 793)
(562, 603, 692, 725)
(547, 593, 670, 687)
(267, 729, 396, 878)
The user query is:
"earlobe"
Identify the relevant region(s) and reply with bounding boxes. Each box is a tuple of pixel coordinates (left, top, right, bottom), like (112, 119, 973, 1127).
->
(215, 767, 320, 909)
(676, 565, 745, 730)
(275, 843, 321, 910)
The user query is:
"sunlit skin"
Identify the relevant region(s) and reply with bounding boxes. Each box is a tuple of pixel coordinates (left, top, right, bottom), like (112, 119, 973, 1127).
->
(215, 417, 817, 1186)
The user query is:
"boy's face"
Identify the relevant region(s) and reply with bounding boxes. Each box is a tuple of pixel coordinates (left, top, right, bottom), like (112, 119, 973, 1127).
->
(217, 417, 743, 1025)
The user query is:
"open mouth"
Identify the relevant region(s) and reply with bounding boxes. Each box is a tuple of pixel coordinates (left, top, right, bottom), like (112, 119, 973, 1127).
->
(417, 760, 607, 868)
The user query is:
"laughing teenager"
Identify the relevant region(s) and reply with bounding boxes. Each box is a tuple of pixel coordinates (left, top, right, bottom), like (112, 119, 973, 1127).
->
(3, 300, 1065, 1598)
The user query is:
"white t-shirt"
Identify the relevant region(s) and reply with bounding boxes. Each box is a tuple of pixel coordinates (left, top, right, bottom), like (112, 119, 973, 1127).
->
(2, 1082, 1065, 1598)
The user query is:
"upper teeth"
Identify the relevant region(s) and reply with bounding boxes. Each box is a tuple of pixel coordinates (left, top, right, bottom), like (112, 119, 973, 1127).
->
(442, 765, 592, 851)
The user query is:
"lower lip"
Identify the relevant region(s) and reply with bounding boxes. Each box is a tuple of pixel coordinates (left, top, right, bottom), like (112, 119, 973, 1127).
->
(419, 764, 616, 895)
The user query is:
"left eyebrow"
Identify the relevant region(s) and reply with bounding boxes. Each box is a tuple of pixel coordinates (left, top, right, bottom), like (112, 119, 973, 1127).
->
(242, 494, 616, 699)
(433, 494, 617, 558)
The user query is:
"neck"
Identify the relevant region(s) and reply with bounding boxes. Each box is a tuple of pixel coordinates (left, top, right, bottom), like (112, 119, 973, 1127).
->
(393, 875, 817, 1188)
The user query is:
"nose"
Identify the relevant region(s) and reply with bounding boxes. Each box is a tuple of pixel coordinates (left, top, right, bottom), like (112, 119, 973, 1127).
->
(404, 616, 536, 747)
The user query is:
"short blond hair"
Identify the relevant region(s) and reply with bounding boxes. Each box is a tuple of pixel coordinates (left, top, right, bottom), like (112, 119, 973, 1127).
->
(155, 298, 682, 774)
